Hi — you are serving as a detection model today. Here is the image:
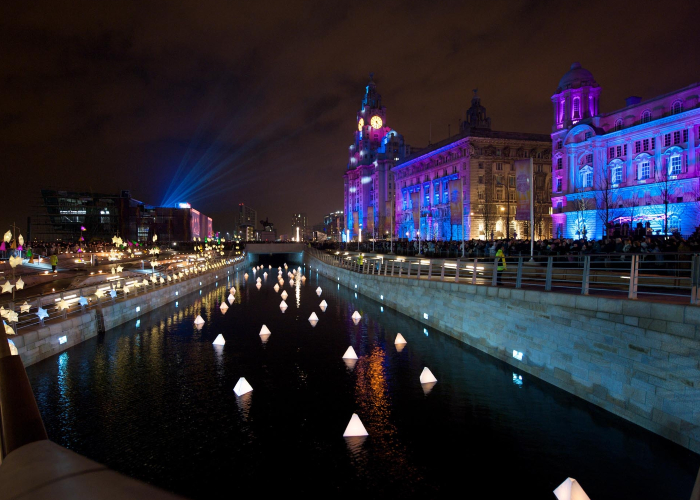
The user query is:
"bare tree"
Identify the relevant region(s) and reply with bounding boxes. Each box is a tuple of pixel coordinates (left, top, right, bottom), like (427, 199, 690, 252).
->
(594, 163, 620, 238)
(572, 189, 593, 239)
(622, 189, 643, 234)
(654, 161, 682, 236)
(477, 186, 497, 240)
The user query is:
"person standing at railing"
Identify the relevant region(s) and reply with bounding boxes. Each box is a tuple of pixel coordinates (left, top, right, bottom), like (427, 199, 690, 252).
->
(495, 244, 506, 286)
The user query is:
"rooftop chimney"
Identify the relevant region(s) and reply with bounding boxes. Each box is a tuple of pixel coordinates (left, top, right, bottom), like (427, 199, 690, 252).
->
(625, 96, 642, 107)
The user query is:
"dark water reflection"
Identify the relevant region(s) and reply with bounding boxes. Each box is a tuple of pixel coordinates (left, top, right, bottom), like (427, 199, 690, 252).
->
(26, 260, 700, 499)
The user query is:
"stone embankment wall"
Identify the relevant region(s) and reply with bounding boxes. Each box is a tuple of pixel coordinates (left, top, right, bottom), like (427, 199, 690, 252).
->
(12, 262, 246, 367)
(307, 253, 700, 453)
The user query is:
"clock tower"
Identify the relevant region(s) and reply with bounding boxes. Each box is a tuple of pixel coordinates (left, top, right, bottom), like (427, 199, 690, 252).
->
(343, 74, 407, 242)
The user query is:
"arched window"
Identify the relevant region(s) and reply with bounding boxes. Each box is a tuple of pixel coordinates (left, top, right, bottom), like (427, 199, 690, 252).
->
(641, 110, 651, 123)
(611, 165, 622, 184)
(580, 166, 593, 188)
(572, 98, 580, 120)
(669, 155, 682, 176)
(614, 119, 623, 131)
(672, 101, 683, 115)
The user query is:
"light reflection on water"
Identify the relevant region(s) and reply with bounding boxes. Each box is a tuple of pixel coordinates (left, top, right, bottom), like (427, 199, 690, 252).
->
(25, 259, 700, 500)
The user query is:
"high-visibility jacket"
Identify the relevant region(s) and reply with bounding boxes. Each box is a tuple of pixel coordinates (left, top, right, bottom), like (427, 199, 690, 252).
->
(50, 254, 58, 266)
(496, 249, 506, 271)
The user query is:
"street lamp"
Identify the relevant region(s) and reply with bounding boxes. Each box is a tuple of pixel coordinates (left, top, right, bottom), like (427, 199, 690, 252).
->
(358, 224, 362, 251)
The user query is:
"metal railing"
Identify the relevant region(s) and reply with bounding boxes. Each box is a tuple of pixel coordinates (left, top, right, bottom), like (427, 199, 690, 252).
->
(308, 249, 700, 304)
(2, 256, 245, 336)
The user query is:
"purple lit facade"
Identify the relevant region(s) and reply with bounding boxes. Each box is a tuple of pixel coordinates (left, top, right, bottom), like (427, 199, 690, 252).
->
(343, 76, 410, 241)
(551, 63, 700, 239)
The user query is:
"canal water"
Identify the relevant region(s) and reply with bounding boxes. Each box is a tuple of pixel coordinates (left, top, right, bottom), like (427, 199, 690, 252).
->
(26, 258, 700, 499)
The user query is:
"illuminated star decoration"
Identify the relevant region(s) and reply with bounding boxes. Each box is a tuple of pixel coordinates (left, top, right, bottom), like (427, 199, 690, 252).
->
(4, 321, 15, 335)
(58, 299, 69, 310)
(15, 277, 24, 290)
(1, 281, 15, 294)
(9, 256, 23, 267)
(123, 286, 130, 294)
(20, 302, 31, 314)
(6, 310, 18, 323)
(116, 265, 123, 273)
(94, 289, 105, 298)
(78, 297, 89, 307)
(0, 306, 7, 319)
(3, 231, 11, 243)
(110, 289, 117, 299)
(36, 307, 49, 320)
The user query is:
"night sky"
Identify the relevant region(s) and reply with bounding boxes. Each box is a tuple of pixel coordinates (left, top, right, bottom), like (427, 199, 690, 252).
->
(2, 1, 700, 237)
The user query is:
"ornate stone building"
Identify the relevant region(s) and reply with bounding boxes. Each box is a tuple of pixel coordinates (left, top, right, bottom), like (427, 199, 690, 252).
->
(392, 93, 552, 241)
(342, 75, 411, 241)
(551, 63, 700, 239)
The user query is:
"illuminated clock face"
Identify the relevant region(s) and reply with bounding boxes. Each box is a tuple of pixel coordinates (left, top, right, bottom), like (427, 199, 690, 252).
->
(370, 115, 383, 129)
(357, 118, 364, 131)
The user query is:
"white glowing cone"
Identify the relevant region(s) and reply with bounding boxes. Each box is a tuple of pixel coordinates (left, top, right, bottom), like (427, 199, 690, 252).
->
(273, 284, 280, 292)
(278, 267, 281, 271)
(351, 311, 361, 320)
(256, 277, 261, 283)
(220, 303, 229, 312)
(395, 333, 407, 345)
(280, 300, 288, 310)
(256, 283, 261, 289)
(194, 315, 205, 325)
(301, 275, 306, 282)
(343, 413, 368, 437)
(263, 272, 268, 278)
(213, 334, 225, 346)
(244, 273, 249, 280)
(316, 287, 322, 296)
(309, 312, 319, 321)
(342, 346, 358, 359)
(233, 377, 253, 397)
(228, 294, 235, 304)
(293, 269, 297, 275)
(268, 265, 271, 269)
(281, 290, 288, 300)
(553, 478, 590, 500)
(260, 333, 271, 344)
(289, 280, 294, 286)
(420, 367, 437, 384)
(259, 325, 271, 336)
(320, 300, 328, 307)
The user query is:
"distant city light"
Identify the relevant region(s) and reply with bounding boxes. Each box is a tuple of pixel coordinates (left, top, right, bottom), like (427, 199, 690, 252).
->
(178, 202, 191, 208)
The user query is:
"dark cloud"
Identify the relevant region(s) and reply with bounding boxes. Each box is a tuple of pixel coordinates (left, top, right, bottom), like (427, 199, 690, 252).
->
(1, 0, 699, 235)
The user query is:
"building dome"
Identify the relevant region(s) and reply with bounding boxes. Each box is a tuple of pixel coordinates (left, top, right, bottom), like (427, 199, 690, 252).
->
(556, 62, 597, 93)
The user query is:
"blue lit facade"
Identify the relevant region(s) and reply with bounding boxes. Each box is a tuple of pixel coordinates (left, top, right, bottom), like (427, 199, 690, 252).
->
(393, 93, 551, 241)
(551, 63, 700, 239)
(343, 75, 409, 241)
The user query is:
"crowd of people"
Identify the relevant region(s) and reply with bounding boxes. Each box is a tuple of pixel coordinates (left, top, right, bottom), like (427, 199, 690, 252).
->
(312, 231, 700, 258)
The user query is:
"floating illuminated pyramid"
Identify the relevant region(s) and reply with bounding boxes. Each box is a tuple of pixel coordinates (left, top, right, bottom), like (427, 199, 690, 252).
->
(351, 311, 361, 320)
(420, 367, 437, 384)
(342, 346, 358, 359)
(259, 325, 271, 336)
(553, 478, 590, 500)
(395, 333, 407, 345)
(194, 315, 205, 325)
(213, 334, 225, 346)
(343, 413, 368, 437)
(233, 377, 253, 397)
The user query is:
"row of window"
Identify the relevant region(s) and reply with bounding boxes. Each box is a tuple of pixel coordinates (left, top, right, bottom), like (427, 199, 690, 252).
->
(555, 155, 686, 192)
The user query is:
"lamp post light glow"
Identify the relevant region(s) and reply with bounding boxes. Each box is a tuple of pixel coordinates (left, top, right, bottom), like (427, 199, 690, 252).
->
(358, 224, 362, 251)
